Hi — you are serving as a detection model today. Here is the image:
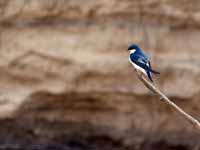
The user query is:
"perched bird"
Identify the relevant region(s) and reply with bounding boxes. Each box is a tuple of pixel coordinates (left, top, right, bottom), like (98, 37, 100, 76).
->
(128, 44, 160, 82)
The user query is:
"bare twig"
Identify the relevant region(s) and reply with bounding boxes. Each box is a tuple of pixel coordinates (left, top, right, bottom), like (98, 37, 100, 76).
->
(135, 69, 200, 131)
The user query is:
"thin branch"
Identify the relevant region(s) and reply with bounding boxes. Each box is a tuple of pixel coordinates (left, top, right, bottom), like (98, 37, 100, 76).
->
(135, 69, 200, 131)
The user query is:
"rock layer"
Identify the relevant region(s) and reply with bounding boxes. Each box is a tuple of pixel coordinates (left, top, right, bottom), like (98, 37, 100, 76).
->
(0, 0, 199, 148)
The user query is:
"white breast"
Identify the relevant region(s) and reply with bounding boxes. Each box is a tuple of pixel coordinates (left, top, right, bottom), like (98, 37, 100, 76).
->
(129, 57, 147, 76)
(129, 49, 136, 54)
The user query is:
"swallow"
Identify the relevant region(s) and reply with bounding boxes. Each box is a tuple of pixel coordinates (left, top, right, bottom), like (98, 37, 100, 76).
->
(128, 44, 160, 82)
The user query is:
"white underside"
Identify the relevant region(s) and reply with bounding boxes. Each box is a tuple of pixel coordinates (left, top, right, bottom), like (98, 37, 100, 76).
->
(129, 49, 148, 76)
(129, 49, 136, 54)
(129, 57, 147, 76)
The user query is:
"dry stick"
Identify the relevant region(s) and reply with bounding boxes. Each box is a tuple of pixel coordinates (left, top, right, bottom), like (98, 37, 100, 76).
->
(135, 70, 200, 131)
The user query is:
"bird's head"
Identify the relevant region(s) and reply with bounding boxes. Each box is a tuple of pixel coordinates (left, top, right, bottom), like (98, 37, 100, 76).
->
(128, 44, 141, 54)
(128, 44, 140, 51)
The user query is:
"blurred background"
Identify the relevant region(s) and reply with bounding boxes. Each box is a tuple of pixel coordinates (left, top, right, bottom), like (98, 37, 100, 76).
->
(0, 0, 199, 149)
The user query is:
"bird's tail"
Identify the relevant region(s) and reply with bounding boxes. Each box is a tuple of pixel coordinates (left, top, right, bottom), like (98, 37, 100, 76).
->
(146, 70, 153, 82)
(148, 62, 160, 75)
(150, 69, 160, 75)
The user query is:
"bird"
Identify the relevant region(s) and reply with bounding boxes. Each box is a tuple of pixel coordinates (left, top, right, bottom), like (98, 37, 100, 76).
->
(128, 44, 160, 82)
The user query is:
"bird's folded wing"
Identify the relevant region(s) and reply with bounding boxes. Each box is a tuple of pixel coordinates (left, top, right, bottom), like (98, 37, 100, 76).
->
(134, 54, 149, 66)
(134, 58, 149, 70)
(142, 52, 150, 60)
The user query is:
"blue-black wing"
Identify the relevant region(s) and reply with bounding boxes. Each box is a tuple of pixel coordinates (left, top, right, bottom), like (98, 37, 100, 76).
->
(134, 50, 150, 62)
(142, 52, 150, 60)
(134, 55, 160, 74)
(130, 54, 149, 66)
(130, 54, 153, 82)
(135, 60, 153, 82)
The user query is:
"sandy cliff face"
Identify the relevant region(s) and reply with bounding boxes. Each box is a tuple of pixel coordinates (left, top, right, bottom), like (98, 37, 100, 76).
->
(0, 0, 199, 149)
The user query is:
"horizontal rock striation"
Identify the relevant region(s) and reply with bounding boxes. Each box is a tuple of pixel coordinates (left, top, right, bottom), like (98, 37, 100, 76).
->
(0, 0, 199, 149)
